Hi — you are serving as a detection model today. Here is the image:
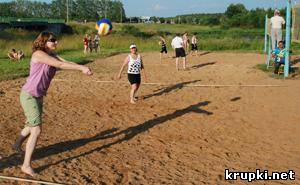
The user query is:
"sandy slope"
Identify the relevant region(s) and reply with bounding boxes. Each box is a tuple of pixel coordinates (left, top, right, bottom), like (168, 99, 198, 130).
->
(0, 52, 299, 185)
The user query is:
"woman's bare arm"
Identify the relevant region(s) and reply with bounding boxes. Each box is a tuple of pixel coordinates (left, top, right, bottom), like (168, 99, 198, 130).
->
(117, 56, 129, 79)
(32, 50, 92, 75)
(140, 56, 147, 82)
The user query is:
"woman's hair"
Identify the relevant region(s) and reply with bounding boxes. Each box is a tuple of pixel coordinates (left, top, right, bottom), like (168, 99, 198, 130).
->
(32, 31, 56, 53)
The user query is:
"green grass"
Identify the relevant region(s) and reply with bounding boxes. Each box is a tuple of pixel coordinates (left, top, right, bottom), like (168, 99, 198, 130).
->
(0, 22, 300, 81)
(0, 59, 30, 81)
(256, 63, 300, 79)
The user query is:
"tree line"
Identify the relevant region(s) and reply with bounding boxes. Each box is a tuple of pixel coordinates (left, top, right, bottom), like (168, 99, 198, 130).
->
(0, 1, 285, 28)
(0, 0, 125, 22)
(153, 4, 285, 28)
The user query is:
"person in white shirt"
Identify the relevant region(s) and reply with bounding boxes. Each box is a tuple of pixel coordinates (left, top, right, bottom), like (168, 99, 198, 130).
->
(171, 34, 186, 71)
(270, 10, 286, 50)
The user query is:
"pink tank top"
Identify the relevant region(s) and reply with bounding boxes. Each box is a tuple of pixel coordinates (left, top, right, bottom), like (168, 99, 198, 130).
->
(22, 55, 57, 97)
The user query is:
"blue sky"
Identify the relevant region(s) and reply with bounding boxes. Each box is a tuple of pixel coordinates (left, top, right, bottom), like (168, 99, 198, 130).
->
(122, 0, 288, 17)
(2, 0, 294, 17)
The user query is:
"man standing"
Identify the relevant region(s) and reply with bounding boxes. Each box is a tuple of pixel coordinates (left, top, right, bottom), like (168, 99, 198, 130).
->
(171, 33, 186, 71)
(270, 10, 285, 50)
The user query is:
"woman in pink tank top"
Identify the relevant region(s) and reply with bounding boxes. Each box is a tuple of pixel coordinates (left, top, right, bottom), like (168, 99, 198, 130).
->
(12, 31, 92, 177)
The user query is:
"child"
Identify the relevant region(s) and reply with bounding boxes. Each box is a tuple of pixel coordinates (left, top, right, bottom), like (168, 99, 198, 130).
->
(94, 34, 100, 53)
(8, 49, 18, 60)
(191, 34, 198, 56)
(159, 36, 168, 62)
(17, 50, 25, 60)
(117, 44, 147, 104)
(83, 34, 89, 54)
(88, 35, 93, 53)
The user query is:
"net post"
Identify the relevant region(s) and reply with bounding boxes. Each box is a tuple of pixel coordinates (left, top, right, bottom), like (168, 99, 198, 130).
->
(284, 0, 292, 78)
(264, 14, 268, 53)
(267, 38, 272, 68)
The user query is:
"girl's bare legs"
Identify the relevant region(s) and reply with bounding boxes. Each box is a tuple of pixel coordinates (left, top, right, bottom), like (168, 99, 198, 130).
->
(130, 84, 139, 104)
(176, 58, 179, 71)
(84, 45, 88, 54)
(21, 125, 42, 177)
(183, 57, 186, 70)
(134, 84, 140, 101)
(12, 126, 31, 153)
(160, 53, 162, 63)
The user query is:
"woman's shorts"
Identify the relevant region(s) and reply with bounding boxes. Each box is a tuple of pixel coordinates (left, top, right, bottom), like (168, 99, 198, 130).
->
(175, 48, 186, 58)
(160, 46, 167, 53)
(20, 91, 43, 127)
(128, 74, 141, 85)
(191, 44, 198, 51)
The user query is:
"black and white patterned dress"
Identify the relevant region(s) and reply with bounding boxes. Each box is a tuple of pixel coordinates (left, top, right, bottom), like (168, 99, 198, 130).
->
(127, 54, 143, 84)
(127, 54, 142, 74)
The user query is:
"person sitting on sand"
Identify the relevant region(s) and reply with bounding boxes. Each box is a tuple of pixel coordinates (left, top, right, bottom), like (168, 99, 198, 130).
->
(8, 49, 19, 61)
(117, 44, 147, 104)
(12, 31, 92, 177)
(17, 50, 25, 60)
(272, 40, 286, 74)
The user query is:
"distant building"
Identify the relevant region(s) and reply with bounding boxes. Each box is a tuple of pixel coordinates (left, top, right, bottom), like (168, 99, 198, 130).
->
(140, 16, 151, 23)
(127, 16, 154, 24)
(0, 17, 66, 34)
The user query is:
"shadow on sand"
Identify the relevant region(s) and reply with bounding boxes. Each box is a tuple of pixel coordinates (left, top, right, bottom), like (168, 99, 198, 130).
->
(190, 62, 216, 70)
(143, 80, 201, 100)
(0, 101, 212, 173)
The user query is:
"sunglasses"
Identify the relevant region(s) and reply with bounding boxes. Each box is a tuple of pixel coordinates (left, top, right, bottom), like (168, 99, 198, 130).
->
(47, 38, 57, 43)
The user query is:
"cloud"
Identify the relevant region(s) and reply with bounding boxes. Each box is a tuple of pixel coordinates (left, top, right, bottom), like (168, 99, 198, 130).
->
(153, 4, 166, 11)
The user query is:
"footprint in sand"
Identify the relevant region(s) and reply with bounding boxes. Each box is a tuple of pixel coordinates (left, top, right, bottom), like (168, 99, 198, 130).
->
(0, 90, 5, 96)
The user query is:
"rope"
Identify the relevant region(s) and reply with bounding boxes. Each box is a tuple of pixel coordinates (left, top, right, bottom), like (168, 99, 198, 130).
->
(53, 79, 285, 87)
(0, 175, 65, 185)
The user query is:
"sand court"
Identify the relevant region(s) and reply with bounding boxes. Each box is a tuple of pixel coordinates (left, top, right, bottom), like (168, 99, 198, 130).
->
(0, 52, 299, 184)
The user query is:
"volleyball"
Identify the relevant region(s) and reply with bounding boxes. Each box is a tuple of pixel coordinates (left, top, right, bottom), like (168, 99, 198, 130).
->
(95, 18, 113, 36)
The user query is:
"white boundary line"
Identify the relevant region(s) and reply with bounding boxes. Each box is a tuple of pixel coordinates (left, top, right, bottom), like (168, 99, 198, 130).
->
(53, 79, 285, 87)
(0, 175, 65, 185)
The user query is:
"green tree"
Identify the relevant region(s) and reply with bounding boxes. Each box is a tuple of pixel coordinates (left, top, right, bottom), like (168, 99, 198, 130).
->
(225, 3, 248, 18)
(0, 3, 14, 17)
